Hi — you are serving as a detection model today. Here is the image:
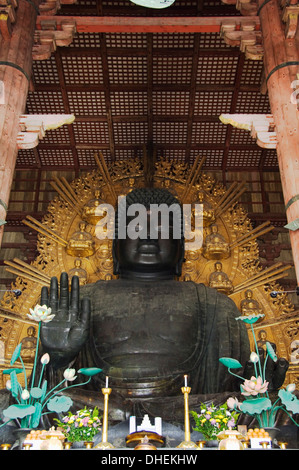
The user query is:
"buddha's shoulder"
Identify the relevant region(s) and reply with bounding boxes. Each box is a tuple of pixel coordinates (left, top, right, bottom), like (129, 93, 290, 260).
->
(190, 281, 240, 310)
(79, 279, 108, 296)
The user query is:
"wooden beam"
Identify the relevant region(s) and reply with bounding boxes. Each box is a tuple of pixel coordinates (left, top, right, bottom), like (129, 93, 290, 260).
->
(36, 16, 260, 34)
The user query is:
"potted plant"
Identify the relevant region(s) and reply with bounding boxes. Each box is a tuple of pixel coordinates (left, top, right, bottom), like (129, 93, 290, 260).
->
(219, 313, 299, 432)
(0, 304, 102, 444)
(190, 402, 240, 446)
(54, 407, 101, 446)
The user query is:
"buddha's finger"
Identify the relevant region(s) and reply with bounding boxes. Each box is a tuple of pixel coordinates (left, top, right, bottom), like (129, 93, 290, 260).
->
(70, 275, 80, 313)
(49, 276, 59, 312)
(59, 272, 69, 311)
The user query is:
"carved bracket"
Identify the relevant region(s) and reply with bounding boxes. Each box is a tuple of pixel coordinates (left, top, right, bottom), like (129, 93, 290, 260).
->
(220, 20, 263, 60)
(221, 0, 299, 39)
(32, 18, 77, 60)
(219, 113, 277, 148)
(39, 0, 77, 16)
(17, 114, 75, 149)
(0, 0, 18, 40)
(0, 0, 76, 41)
(221, 0, 258, 16)
(282, 4, 299, 39)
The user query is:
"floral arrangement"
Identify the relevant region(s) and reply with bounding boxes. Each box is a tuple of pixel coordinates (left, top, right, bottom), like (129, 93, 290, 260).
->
(0, 304, 102, 430)
(220, 313, 299, 428)
(54, 407, 101, 442)
(190, 402, 240, 440)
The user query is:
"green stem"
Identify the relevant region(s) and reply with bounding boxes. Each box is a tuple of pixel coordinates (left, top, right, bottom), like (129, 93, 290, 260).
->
(262, 354, 270, 400)
(0, 418, 15, 429)
(19, 356, 28, 393)
(272, 406, 299, 426)
(251, 324, 263, 378)
(228, 368, 245, 382)
(30, 321, 41, 389)
(37, 363, 46, 389)
(42, 378, 66, 404)
(41, 377, 91, 411)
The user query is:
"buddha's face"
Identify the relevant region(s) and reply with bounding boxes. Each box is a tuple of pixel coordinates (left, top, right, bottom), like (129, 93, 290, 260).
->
(115, 212, 183, 275)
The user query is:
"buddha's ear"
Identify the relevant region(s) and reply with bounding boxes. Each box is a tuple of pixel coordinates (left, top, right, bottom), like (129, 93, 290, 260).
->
(112, 239, 120, 275)
(175, 238, 185, 277)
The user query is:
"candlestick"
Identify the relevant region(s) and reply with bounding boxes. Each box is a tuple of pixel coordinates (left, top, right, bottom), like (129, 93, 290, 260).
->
(94, 386, 115, 449)
(177, 380, 199, 449)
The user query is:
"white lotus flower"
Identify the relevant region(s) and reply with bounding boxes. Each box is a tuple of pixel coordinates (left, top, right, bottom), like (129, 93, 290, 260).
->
(40, 353, 50, 365)
(27, 304, 55, 323)
(21, 389, 30, 400)
(6, 380, 11, 391)
(286, 383, 296, 393)
(63, 368, 77, 382)
(250, 352, 259, 363)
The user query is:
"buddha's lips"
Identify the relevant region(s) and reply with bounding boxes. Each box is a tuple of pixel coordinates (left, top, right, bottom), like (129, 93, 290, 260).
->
(137, 242, 159, 254)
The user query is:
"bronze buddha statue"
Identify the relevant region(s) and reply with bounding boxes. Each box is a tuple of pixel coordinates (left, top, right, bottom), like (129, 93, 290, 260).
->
(38, 188, 288, 419)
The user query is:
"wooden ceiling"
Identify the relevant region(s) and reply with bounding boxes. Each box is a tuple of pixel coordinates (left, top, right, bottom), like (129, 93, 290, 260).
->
(17, 0, 277, 173)
(1, 0, 295, 294)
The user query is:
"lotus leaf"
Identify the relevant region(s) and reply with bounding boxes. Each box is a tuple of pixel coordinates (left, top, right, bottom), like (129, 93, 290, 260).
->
(10, 370, 19, 399)
(47, 395, 73, 413)
(266, 342, 277, 362)
(78, 367, 102, 376)
(278, 389, 299, 414)
(31, 403, 42, 428)
(2, 368, 23, 375)
(219, 357, 243, 369)
(3, 404, 35, 419)
(235, 314, 265, 324)
(239, 397, 272, 415)
(30, 387, 43, 399)
(10, 344, 22, 365)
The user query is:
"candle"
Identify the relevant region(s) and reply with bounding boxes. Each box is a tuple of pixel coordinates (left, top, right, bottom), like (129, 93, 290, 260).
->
(129, 416, 136, 434)
(105, 376, 109, 388)
(184, 375, 188, 387)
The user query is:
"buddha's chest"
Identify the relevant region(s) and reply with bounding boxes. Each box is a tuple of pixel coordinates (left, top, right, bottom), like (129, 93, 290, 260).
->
(90, 281, 199, 364)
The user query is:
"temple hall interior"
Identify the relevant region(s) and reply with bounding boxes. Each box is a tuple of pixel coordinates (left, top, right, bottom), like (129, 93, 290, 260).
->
(0, 0, 299, 451)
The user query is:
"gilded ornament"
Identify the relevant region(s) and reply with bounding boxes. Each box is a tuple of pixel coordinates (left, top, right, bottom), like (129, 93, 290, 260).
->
(0, 157, 296, 390)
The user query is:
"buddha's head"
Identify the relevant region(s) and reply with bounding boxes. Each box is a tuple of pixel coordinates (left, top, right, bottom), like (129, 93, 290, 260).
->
(112, 187, 185, 278)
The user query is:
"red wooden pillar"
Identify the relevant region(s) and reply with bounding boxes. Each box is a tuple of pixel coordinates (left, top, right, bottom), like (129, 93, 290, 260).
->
(0, 0, 39, 245)
(258, 0, 299, 284)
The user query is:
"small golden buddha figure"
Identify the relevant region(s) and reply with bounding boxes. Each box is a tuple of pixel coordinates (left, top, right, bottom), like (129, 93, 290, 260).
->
(128, 178, 135, 193)
(240, 289, 263, 317)
(82, 190, 103, 225)
(162, 179, 177, 195)
(20, 326, 37, 363)
(68, 259, 88, 286)
(66, 221, 95, 258)
(203, 224, 230, 260)
(193, 191, 215, 228)
(257, 330, 276, 354)
(209, 261, 233, 295)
